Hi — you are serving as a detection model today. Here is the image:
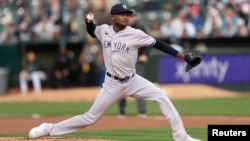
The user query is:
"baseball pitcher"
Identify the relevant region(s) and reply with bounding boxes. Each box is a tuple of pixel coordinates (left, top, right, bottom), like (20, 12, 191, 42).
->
(29, 3, 201, 141)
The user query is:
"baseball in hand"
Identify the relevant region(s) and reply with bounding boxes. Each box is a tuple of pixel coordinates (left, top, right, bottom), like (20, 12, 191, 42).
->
(86, 12, 94, 21)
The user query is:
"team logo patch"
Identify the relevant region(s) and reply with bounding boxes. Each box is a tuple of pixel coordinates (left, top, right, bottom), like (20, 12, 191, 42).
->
(123, 5, 127, 9)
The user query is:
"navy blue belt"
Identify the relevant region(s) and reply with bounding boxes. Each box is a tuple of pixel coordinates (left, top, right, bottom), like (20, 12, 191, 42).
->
(106, 72, 134, 82)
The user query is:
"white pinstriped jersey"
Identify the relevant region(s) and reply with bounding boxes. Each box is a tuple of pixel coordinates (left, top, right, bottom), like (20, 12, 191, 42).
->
(94, 24, 155, 78)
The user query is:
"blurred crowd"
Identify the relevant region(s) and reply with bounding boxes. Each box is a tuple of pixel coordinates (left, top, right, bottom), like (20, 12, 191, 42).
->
(0, 0, 249, 93)
(0, 0, 250, 45)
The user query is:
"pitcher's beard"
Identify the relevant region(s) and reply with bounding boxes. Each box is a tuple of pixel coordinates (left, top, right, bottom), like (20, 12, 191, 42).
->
(115, 22, 127, 30)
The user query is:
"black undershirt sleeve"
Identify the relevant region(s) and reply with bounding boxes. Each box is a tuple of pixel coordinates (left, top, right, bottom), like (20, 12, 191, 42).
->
(152, 39, 179, 57)
(85, 22, 97, 38)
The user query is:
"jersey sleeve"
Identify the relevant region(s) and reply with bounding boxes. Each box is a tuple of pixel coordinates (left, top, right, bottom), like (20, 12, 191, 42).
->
(94, 24, 109, 39)
(94, 25, 102, 39)
(135, 29, 156, 48)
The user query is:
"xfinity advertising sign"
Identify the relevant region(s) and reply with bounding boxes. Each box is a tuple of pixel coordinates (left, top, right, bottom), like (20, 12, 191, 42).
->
(159, 54, 250, 84)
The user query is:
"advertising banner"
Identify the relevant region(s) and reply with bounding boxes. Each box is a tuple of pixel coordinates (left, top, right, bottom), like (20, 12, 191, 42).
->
(159, 54, 250, 84)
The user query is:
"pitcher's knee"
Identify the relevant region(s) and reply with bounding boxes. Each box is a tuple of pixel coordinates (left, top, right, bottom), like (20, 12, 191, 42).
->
(154, 90, 169, 103)
(81, 112, 99, 125)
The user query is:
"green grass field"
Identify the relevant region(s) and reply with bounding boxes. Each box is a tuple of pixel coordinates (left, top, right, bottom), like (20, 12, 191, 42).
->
(1, 96, 250, 117)
(0, 128, 205, 141)
(0, 96, 250, 141)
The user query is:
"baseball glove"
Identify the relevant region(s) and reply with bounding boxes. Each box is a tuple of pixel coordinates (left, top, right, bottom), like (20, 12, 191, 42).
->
(184, 51, 201, 72)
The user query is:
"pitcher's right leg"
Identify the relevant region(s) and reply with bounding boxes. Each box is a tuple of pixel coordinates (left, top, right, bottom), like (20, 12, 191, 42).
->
(29, 77, 125, 138)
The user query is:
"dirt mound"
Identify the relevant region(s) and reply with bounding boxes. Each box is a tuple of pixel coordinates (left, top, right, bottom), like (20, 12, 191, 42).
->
(159, 84, 239, 99)
(0, 84, 240, 103)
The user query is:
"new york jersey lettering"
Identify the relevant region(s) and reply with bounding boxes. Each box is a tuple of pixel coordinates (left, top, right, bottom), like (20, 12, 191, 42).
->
(103, 40, 111, 48)
(114, 42, 130, 53)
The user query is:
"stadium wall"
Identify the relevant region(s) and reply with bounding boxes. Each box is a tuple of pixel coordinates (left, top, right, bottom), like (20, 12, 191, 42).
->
(0, 37, 249, 88)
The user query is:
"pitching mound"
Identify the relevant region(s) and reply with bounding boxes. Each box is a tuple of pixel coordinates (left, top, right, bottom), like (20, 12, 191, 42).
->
(158, 84, 239, 99)
(0, 84, 240, 103)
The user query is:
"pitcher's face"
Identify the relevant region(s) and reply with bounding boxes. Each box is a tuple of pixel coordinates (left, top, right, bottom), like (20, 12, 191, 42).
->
(111, 12, 130, 28)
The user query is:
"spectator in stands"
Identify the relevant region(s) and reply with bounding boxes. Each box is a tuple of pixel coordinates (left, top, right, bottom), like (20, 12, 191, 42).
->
(62, 0, 84, 40)
(13, 0, 28, 9)
(0, 15, 18, 44)
(1, 0, 250, 43)
(92, 0, 110, 25)
(0, 0, 8, 9)
(174, 0, 192, 14)
(48, 0, 61, 22)
(221, 6, 242, 37)
(50, 43, 73, 89)
(203, 5, 223, 38)
(236, 21, 249, 37)
(160, 17, 174, 38)
(18, 16, 34, 42)
(171, 9, 196, 38)
(148, 19, 163, 38)
(238, 0, 250, 27)
(19, 51, 47, 94)
(32, 15, 59, 41)
(180, 16, 197, 38)
(208, 21, 222, 38)
(171, 9, 186, 38)
(142, 0, 160, 12)
(31, 7, 47, 26)
(226, 0, 240, 14)
(68, 10, 82, 40)
(78, 36, 101, 87)
(189, 3, 204, 36)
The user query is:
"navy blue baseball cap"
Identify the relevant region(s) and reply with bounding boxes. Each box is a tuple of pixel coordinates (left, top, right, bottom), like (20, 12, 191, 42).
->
(110, 4, 134, 15)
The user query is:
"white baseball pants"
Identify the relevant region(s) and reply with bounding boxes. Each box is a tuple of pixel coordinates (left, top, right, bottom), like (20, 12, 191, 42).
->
(48, 74, 188, 140)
